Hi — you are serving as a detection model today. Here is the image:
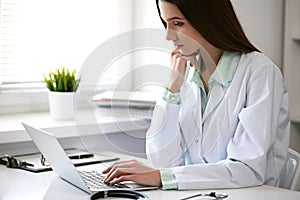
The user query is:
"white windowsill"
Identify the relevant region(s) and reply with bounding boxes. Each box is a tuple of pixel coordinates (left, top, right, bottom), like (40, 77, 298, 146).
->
(0, 109, 150, 144)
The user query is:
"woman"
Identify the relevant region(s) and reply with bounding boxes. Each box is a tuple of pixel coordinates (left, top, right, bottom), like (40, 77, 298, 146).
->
(103, 0, 290, 190)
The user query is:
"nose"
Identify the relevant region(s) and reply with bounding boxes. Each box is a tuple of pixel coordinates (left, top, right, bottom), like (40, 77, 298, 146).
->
(165, 28, 177, 41)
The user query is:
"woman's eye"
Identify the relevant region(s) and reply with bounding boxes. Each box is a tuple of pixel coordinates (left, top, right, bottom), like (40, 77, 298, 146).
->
(174, 21, 184, 26)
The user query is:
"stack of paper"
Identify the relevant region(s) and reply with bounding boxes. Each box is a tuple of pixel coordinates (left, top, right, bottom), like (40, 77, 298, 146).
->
(89, 90, 160, 120)
(89, 90, 159, 109)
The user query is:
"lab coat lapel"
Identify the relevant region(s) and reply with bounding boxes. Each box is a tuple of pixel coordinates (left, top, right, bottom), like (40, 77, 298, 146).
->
(202, 83, 225, 123)
(201, 52, 241, 123)
(181, 83, 205, 164)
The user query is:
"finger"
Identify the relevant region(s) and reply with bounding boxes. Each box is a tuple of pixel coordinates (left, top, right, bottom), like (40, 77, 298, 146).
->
(110, 173, 160, 187)
(170, 50, 185, 63)
(171, 51, 184, 62)
(111, 159, 136, 166)
(174, 57, 188, 74)
(188, 56, 199, 69)
(102, 166, 112, 174)
(104, 161, 136, 182)
(171, 49, 180, 55)
(102, 160, 136, 174)
(109, 174, 135, 185)
(104, 160, 142, 183)
(104, 168, 130, 184)
(104, 165, 121, 182)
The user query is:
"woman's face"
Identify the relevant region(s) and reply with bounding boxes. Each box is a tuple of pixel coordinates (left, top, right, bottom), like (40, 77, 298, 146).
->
(159, 1, 207, 56)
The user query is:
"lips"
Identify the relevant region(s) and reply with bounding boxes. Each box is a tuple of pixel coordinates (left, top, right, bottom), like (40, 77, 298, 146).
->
(174, 44, 183, 49)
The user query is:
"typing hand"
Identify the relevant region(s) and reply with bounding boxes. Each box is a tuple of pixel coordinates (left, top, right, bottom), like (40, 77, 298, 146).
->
(102, 159, 162, 187)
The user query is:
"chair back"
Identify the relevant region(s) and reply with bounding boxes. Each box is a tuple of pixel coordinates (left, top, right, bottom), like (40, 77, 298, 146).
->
(279, 148, 300, 191)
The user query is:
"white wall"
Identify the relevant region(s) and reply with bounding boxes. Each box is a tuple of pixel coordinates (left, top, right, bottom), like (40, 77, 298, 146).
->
(133, 0, 162, 29)
(131, 0, 163, 93)
(231, 0, 284, 67)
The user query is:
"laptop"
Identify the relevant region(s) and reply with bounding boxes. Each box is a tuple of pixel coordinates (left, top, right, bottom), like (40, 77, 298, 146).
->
(22, 122, 158, 194)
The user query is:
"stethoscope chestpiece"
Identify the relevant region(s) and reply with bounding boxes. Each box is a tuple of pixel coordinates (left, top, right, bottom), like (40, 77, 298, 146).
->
(180, 191, 228, 200)
(209, 192, 228, 199)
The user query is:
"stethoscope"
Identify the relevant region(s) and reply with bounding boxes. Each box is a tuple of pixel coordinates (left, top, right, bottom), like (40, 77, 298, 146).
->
(90, 190, 150, 200)
(180, 192, 228, 200)
(89, 190, 228, 200)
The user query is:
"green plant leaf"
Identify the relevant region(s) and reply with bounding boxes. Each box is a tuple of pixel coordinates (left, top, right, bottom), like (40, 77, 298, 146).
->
(43, 67, 80, 92)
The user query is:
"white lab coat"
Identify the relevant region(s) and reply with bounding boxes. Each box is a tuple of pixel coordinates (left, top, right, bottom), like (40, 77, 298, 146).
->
(146, 51, 290, 190)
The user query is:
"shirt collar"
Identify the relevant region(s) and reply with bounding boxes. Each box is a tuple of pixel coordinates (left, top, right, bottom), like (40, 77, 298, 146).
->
(192, 51, 237, 88)
(210, 51, 237, 86)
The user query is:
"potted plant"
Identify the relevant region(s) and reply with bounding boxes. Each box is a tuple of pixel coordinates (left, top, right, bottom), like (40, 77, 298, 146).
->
(44, 67, 80, 120)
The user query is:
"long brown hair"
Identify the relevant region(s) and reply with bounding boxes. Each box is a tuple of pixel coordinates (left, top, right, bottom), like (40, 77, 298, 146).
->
(156, 0, 260, 53)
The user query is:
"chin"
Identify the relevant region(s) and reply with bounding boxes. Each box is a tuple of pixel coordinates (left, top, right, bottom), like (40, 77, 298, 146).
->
(180, 50, 197, 57)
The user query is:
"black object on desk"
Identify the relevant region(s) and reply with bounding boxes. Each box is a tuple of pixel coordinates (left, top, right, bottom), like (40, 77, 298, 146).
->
(0, 149, 119, 173)
(69, 153, 94, 159)
(0, 154, 35, 169)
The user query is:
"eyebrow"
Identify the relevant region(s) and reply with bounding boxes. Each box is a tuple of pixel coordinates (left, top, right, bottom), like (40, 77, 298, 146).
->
(166, 16, 185, 22)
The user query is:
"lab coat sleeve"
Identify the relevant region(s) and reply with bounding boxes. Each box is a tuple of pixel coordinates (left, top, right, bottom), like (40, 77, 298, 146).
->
(146, 97, 185, 168)
(171, 64, 290, 189)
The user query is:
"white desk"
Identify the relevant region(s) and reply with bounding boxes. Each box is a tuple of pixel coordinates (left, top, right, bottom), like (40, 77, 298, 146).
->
(1, 152, 300, 200)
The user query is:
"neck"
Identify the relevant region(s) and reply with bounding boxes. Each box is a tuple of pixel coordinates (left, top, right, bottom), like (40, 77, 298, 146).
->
(199, 46, 223, 86)
(202, 45, 223, 70)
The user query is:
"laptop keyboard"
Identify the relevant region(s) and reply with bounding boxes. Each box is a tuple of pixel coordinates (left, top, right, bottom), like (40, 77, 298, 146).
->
(79, 170, 129, 190)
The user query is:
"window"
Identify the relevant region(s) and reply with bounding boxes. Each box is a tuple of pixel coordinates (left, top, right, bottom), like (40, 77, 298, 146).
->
(0, 0, 133, 113)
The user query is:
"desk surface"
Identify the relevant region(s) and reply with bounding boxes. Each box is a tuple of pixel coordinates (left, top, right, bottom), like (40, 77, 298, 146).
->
(1, 152, 300, 200)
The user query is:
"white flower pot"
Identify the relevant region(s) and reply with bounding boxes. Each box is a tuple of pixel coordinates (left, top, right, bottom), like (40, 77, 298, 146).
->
(48, 91, 77, 120)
